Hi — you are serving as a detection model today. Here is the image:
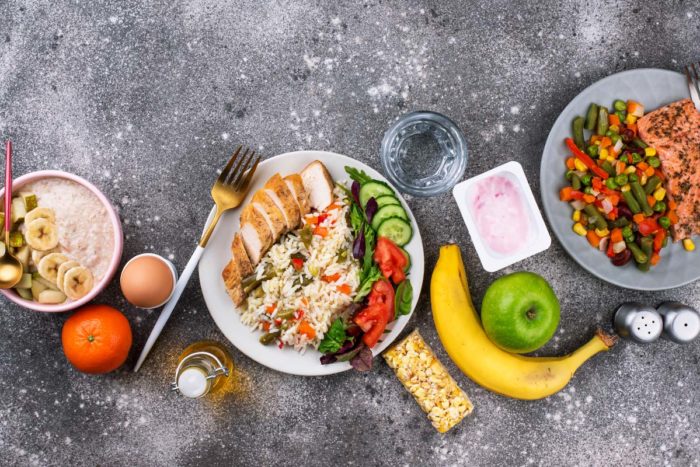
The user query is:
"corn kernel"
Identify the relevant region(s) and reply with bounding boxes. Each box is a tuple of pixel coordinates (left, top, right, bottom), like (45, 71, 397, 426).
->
(644, 147, 656, 156)
(653, 187, 666, 201)
(595, 228, 610, 237)
(683, 239, 695, 252)
(607, 154, 617, 162)
(572, 210, 581, 222)
(573, 223, 587, 236)
(609, 125, 620, 133)
(599, 148, 609, 159)
(625, 114, 637, 125)
(620, 184, 631, 192)
(624, 166, 637, 175)
(640, 173, 648, 185)
(574, 158, 587, 172)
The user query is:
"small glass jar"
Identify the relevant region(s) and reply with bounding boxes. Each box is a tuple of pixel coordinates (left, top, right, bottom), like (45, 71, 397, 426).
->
(171, 341, 233, 398)
(381, 111, 468, 197)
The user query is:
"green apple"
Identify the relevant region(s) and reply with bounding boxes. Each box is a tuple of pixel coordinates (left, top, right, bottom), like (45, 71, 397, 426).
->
(480, 272, 560, 354)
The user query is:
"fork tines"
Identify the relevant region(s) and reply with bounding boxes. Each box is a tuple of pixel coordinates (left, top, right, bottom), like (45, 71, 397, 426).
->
(684, 62, 700, 110)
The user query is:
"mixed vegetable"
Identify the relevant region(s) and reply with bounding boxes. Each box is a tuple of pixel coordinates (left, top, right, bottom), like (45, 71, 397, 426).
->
(318, 167, 414, 370)
(560, 98, 684, 270)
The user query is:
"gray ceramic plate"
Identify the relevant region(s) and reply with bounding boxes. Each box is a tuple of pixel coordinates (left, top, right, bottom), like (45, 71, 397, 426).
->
(541, 68, 699, 291)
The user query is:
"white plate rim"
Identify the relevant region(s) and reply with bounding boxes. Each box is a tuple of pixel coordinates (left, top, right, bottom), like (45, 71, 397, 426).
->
(198, 150, 425, 376)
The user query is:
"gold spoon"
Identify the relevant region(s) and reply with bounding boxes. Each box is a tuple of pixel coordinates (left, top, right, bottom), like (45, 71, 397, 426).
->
(0, 140, 24, 288)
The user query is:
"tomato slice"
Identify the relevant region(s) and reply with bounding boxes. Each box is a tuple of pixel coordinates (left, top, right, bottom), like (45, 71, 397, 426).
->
(368, 279, 395, 322)
(374, 237, 407, 284)
(354, 280, 395, 348)
(354, 304, 384, 332)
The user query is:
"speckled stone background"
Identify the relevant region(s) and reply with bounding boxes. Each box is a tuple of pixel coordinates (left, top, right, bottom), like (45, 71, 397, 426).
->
(1, 0, 699, 465)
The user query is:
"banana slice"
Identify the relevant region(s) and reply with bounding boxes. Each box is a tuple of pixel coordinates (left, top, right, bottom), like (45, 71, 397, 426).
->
(38, 289, 67, 304)
(63, 266, 94, 300)
(25, 207, 56, 225)
(31, 246, 58, 267)
(25, 219, 59, 251)
(38, 252, 70, 284)
(56, 260, 79, 293)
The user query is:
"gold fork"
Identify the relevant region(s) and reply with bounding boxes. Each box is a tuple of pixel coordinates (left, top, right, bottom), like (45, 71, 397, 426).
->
(134, 146, 260, 372)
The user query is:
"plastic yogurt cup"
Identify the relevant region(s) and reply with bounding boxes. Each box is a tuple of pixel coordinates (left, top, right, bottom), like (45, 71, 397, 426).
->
(452, 161, 551, 272)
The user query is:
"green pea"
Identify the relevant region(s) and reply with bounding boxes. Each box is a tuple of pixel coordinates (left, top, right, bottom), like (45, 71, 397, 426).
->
(605, 178, 618, 189)
(647, 157, 660, 168)
(580, 174, 592, 186)
(614, 174, 628, 186)
(613, 100, 627, 111)
(658, 216, 671, 229)
(615, 110, 627, 122)
(653, 201, 667, 213)
(631, 152, 643, 163)
(586, 145, 599, 157)
(611, 134, 622, 145)
(629, 173, 639, 183)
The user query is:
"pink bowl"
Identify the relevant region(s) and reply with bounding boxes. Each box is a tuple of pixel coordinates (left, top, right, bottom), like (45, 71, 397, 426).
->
(0, 170, 123, 312)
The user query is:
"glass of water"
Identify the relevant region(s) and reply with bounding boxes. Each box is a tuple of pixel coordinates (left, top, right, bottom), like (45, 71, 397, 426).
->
(381, 111, 468, 197)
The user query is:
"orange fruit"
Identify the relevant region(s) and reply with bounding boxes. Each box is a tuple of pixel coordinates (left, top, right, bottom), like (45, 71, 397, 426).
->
(61, 304, 132, 374)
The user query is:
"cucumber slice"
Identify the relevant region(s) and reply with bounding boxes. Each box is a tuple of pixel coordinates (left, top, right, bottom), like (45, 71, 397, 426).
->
(399, 246, 411, 272)
(359, 181, 394, 207)
(371, 204, 408, 231)
(376, 217, 413, 246)
(375, 195, 401, 208)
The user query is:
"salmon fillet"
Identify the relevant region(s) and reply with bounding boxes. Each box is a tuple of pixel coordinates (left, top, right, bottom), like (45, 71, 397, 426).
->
(637, 98, 700, 241)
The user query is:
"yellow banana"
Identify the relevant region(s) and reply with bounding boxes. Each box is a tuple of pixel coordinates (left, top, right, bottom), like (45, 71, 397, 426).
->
(431, 244, 617, 400)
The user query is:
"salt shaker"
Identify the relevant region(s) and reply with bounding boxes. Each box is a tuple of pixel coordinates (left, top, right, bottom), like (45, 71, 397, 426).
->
(613, 302, 663, 343)
(656, 302, 700, 344)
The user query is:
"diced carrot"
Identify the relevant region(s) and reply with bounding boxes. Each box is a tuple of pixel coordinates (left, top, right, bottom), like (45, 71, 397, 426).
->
(647, 195, 656, 208)
(626, 122, 638, 135)
(650, 253, 661, 266)
(266, 303, 277, 315)
(305, 215, 319, 225)
(610, 228, 623, 243)
(262, 321, 271, 331)
(298, 319, 316, 339)
(326, 203, 342, 211)
(608, 211, 618, 221)
(590, 135, 602, 143)
(566, 157, 576, 170)
(336, 284, 352, 295)
(668, 199, 677, 210)
(615, 161, 626, 175)
(636, 161, 649, 171)
(322, 273, 341, 283)
(653, 230, 666, 252)
(609, 194, 620, 206)
(560, 187, 574, 201)
(301, 297, 309, 307)
(627, 100, 645, 117)
(633, 213, 646, 224)
(313, 226, 329, 237)
(644, 167, 655, 177)
(583, 194, 596, 204)
(668, 211, 679, 225)
(608, 114, 621, 126)
(592, 177, 603, 190)
(586, 230, 601, 248)
(600, 136, 612, 148)
(654, 169, 665, 181)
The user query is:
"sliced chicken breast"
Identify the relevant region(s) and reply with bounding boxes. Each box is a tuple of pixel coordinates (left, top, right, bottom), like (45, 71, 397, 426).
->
(221, 234, 254, 306)
(301, 160, 334, 211)
(251, 191, 287, 240)
(284, 174, 311, 216)
(239, 204, 273, 265)
(264, 174, 301, 230)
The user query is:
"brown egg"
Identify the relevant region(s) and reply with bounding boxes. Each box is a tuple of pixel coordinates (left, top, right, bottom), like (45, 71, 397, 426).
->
(120, 254, 175, 309)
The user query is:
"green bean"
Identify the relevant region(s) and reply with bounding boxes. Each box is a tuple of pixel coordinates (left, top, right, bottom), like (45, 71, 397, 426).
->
(572, 116, 586, 150)
(631, 152, 643, 164)
(584, 204, 607, 230)
(581, 174, 592, 186)
(565, 170, 576, 180)
(259, 331, 281, 345)
(622, 225, 634, 240)
(584, 186, 594, 195)
(605, 178, 618, 190)
(585, 103, 599, 131)
(614, 174, 628, 186)
(612, 217, 630, 228)
(299, 226, 313, 247)
(276, 309, 296, 320)
(621, 190, 641, 214)
(601, 161, 615, 176)
(571, 174, 582, 190)
(615, 110, 627, 122)
(644, 175, 661, 194)
(631, 180, 653, 216)
(637, 237, 653, 272)
(586, 145, 599, 158)
(633, 138, 648, 149)
(627, 241, 649, 265)
(597, 107, 609, 135)
(613, 100, 627, 112)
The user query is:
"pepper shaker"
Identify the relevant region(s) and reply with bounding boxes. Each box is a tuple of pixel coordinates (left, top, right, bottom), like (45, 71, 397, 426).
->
(656, 302, 700, 344)
(613, 302, 663, 343)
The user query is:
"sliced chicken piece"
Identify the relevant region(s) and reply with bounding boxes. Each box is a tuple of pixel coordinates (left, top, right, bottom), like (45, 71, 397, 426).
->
(239, 204, 273, 265)
(301, 160, 334, 211)
(251, 191, 287, 240)
(284, 174, 311, 216)
(221, 234, 255, 306)
(264, 174, 301, 230)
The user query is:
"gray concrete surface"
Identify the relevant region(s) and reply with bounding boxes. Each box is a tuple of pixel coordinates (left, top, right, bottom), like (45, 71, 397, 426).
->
(1, 0, 699, 465)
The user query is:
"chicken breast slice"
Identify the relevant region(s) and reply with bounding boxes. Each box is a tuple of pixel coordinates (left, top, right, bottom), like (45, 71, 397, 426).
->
(251, 191, 287, 240)
(301, 160, 334, 212)
(264, 174, 301, 230)
(221, 233, 254, 306)
(239, 204, 273, 265)
(284, 174, 311, 217)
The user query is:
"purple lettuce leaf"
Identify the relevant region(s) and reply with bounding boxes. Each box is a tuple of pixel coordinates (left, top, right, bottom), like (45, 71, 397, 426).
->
(350, 345, 373, 372)
(365, 197, 378, 223)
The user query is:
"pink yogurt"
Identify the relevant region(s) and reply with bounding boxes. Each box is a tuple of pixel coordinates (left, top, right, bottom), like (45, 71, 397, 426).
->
(469, 175, 530, 255)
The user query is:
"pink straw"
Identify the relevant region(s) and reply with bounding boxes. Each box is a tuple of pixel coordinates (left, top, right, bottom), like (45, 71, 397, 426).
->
(4, 140, 11, 234)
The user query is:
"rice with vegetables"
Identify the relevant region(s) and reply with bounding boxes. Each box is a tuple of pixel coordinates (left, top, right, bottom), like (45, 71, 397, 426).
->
(241, 187, 359, 351)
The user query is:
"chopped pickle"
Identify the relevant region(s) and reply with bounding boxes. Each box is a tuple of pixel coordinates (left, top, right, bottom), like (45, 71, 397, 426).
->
(15, 273, 32, 289)
(19, 192, 37, 212)
(9, 231, 24, 248)
(259, 331, 280, 345)
(10, 197, 26, 224)
(308, 264, 319, 277)
(0, 241, 5, 257)
(299, 227, 312, 248)
(337, 249, 348, 263)
(16, 287, 33, 300)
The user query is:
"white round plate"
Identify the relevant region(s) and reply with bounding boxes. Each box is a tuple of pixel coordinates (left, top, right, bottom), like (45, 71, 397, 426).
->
(541, 68, 700, 290)
(199, 150, 425, 376)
